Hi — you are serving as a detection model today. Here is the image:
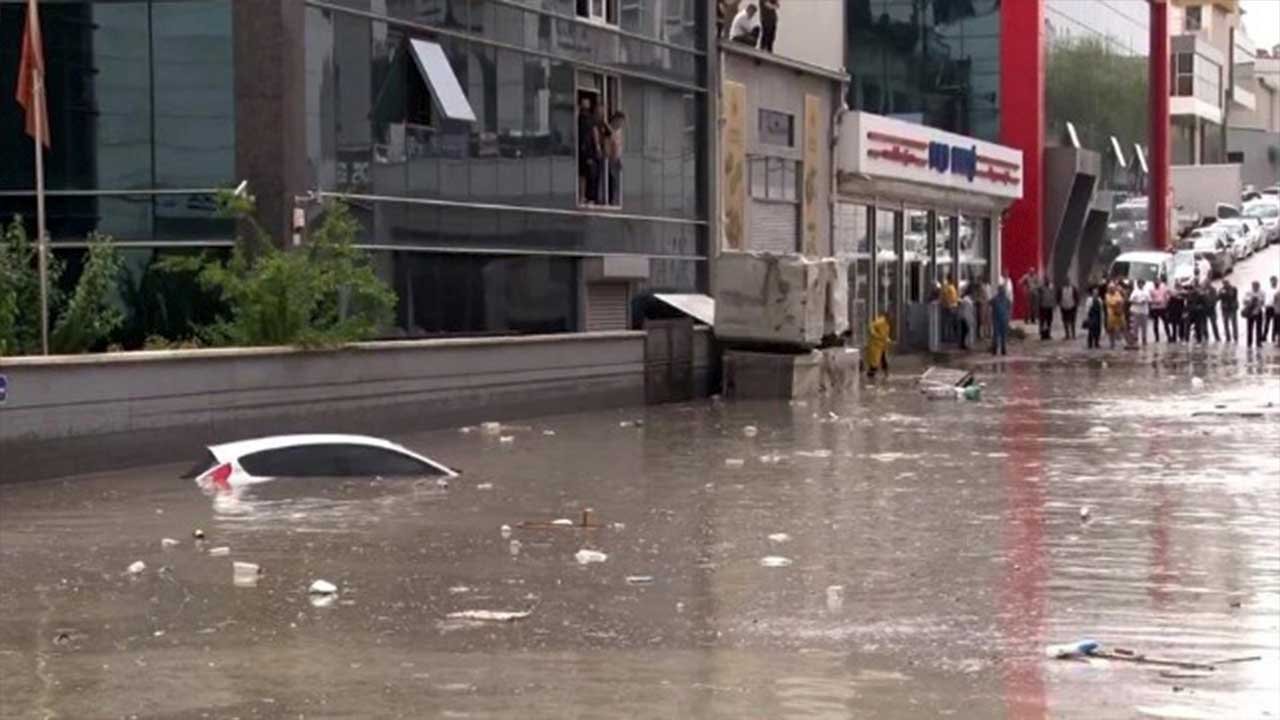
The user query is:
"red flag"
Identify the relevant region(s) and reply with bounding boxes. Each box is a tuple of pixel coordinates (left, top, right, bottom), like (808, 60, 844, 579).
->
(16, 0, 50, 149)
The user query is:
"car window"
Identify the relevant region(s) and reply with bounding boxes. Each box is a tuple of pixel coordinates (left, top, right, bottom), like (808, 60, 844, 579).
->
(238, 444, 443, 477)
(181, 450, 219, 479)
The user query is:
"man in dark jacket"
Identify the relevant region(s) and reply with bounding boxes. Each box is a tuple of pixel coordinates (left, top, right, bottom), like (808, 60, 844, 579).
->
(1219, 279, 1239, 343)
(1167, 283, 1185, 343)
(1204, 281, 1220, 342)
(1187, 281, 1209, 344)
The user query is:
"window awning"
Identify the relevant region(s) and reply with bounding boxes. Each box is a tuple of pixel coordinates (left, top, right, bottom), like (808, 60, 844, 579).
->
(370, 39, 476, 124)
(653, 293, 715, 327)
(409, 39, 476, 122)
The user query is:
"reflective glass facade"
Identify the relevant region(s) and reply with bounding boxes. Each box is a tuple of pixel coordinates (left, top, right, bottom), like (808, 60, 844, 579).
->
(846, 0, 1002, 142)
(307, 0, 710, 335)
(0, 0, 236, 243)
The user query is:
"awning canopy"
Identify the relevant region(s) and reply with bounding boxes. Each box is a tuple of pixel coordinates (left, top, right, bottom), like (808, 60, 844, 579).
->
(370, 38, 476, 124)
(653, 293, 715, 326)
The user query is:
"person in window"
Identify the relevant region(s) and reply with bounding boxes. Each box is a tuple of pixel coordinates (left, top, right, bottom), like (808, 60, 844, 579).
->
(603, 111, 626, 207)
(759, 0, 779, 52)
(578, 97, 601, 205)
(730, 3, 760, 47)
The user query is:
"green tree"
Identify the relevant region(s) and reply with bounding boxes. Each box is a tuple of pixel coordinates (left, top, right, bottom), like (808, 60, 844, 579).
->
(1046, 37, 1149, 179)
(164, 192, 396, 347)
(0, 217, 122, 356)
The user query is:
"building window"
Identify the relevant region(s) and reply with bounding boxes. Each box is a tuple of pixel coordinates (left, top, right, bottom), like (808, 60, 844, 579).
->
(1184, 6, 1202, 32)
(758, 109, 794, 147)
(577, 0, 618, 25)
(577, 71, 623, 207)
(1227, 151, 1244, 163)
(1173, 52, 1194, 97)
(748, 156, 798, 202)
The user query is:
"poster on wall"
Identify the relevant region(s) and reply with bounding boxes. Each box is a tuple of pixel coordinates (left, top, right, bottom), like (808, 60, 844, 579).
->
(723, 81, 747, 251)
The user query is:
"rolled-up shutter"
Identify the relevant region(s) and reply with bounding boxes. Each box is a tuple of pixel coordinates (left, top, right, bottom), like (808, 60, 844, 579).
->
(586, 282, 629, 331)
(750, 202, 798, 254)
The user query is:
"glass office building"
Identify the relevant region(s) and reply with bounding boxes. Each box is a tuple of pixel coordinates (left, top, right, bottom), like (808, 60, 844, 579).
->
(845, 0, 1003, 142)
(0, 0, 236, 245)
(304, 0, 710, 336)
(0, 0, 710, 338)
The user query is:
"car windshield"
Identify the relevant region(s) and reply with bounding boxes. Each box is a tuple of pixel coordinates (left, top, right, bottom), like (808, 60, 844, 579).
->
(1244, 204, 1279, 219)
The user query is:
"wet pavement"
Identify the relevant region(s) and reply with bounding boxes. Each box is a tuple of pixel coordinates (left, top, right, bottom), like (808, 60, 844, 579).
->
(3, 263, 1280, 719)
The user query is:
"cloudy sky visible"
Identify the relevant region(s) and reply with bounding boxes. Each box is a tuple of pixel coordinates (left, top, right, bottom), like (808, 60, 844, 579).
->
(1240, 0, 1280, 51)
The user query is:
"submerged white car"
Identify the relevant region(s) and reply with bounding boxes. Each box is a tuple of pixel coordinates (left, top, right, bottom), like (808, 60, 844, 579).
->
(184, 434, 458, 490)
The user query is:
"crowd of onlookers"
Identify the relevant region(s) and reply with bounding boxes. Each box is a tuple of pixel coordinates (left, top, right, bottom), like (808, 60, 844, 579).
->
(1022, 273, 1280, 350)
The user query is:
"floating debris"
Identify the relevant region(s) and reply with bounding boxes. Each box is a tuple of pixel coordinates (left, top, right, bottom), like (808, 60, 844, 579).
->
(575, 549, 608, 565)
(826, 585, 844, 611)
(1191, 376, 1205, 391)
(759, 556, 793, 568)
(724, 458, 746, 468)
(476, 483, 494, 491)
(233, 562, 261, 587)
(192, 529, 206, 540)
(551, 518, 575, 526)
(767, 533, 791, 543)
(499, 435, 515, 445)
(500, 524, 513, 539)
(625, 575, 655, 585)
(446, 609, 531, 622)
(208, 546, 231, 557)
(160, 538, 180, 549)
(480, 421, 503, 435)
(742, 425, 759, 438)
(309, 580, 337, 595)
(127, 561, 146, 575)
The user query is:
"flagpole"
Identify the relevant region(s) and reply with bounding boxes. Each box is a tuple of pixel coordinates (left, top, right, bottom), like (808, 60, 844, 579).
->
(34, 68, 49, 356)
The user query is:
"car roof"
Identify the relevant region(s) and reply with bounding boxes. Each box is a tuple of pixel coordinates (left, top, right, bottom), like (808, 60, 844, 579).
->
(208, 434, 458, 476)
(1114, 251, 1170, 263)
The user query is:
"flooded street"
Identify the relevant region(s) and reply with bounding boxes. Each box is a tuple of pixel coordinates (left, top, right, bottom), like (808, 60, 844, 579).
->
(3, 343, 1279, 718)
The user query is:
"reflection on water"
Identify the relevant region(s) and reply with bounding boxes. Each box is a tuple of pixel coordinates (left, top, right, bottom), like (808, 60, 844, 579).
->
(1, 350, 1278, 719)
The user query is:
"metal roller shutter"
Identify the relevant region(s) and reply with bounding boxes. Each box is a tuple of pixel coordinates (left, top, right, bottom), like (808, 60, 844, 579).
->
(750, 201, 798, 254)
(586, 282, 630, 331)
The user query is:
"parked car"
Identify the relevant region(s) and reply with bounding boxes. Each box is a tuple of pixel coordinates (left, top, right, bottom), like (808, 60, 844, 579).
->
(184, 434, 458, 491)
(1211, 218, 1265, 256)
(1109, 251, 1173, 284)
(1171, 250, 1210, 285)
(1191, 235, 1232, 277)
(1243, 200, 1280, 245)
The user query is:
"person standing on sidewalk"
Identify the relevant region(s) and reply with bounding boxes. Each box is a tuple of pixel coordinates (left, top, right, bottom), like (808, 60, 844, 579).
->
(1084, 285, 1104, 349)
(1204, 280, 1221, 343)
(1059, 280, 1079, 340)
(1167, 282, 1186, 343)
(1266, 276, 1279, 343)
(1149, 278, 1169, 342)
(1188, 280, 1209, 344)
(1219, 278, 1239, 343)
(1037, 277, 1056, 340)
(958, 290, 975, 350)
(1244, 281, 1267, 347)
(1129, 279, 1151, 347)
(1020, 271, 1040, 325)
(991, 284, 1011, 356)
(1272, 278, 1280, 346)
(940, 274, 960, 343)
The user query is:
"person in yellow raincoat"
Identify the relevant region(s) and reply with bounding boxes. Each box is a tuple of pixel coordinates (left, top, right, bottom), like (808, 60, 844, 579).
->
(1105, 282, 1127, 349)
(865, 312, 892, 377)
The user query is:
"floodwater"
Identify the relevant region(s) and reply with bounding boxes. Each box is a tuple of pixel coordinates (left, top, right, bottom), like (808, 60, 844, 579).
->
(3, 348, 1280, 719)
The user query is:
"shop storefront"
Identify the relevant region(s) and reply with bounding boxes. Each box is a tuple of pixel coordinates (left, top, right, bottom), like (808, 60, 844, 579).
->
(835, 112, 1024, 350)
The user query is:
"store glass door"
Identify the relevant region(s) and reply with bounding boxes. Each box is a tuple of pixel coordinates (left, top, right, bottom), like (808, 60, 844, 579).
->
(874, 207, 902, 342)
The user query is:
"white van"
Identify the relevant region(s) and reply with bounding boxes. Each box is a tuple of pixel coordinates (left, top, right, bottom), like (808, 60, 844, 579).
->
(1109, 251, 1173, 284)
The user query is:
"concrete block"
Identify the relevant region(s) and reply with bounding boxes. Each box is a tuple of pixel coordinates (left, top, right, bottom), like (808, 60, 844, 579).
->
(721, 349, 822, 400)
(714, 252, 848, 349)
(819, 347, 860, 394)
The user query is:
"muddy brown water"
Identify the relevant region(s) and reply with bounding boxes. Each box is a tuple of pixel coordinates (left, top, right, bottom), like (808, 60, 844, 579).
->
(2, 345, 1278, 719)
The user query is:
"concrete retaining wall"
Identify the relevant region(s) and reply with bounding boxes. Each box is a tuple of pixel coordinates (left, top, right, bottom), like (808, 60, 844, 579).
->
(0, 332, 645, 483)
